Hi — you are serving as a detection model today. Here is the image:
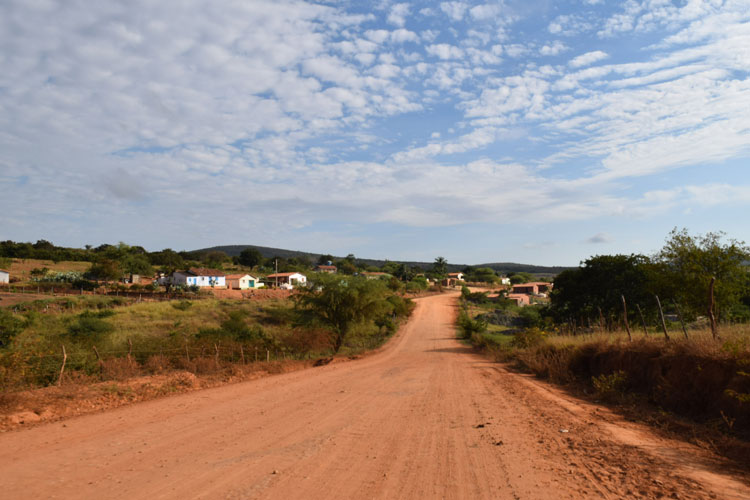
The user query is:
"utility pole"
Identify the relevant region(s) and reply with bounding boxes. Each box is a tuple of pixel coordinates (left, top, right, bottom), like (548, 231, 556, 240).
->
(275, 259, 278, 288)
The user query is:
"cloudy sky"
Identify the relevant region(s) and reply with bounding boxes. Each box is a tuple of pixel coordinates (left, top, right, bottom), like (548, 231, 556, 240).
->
(1, 0, 749, 265)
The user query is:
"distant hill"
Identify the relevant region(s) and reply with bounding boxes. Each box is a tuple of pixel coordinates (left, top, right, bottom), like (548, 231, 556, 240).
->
(192, 245, 572, 276)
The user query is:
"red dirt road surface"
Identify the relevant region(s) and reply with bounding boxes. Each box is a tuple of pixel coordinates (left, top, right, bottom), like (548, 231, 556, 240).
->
(1, 293, 748, 499)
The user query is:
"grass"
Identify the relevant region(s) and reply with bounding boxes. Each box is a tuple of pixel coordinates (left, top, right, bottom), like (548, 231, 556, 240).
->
(6, 258, 92, 283)
(1, 293, 413, 391)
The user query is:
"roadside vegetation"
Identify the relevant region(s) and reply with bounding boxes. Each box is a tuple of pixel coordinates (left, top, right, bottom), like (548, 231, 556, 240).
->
(0, 279, 413, 391)
(459, 228, 750, 441)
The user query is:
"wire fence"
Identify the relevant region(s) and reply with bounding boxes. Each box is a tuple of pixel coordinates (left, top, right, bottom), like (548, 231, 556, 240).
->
(0, 339, 309, 392)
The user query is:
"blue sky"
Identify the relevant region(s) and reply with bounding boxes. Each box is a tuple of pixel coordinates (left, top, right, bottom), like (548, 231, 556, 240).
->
(1, 0, 749, 265)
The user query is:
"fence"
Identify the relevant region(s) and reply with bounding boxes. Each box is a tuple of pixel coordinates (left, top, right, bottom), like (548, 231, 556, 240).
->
(0, 339, 307, 391)
(0, 283, 210, 303)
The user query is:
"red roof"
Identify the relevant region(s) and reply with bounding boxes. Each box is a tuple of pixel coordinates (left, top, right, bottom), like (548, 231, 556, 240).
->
(316, 265, 337, 270)
(266, 272, 304, 278)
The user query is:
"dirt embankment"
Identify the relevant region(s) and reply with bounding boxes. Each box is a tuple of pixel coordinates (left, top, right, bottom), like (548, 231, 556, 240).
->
(0, 293, 748, 499)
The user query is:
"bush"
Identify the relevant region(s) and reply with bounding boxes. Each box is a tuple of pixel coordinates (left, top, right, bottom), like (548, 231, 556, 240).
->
(592, 370, 628, 400)
(457, 308, 487, 339)
(0, 310, 24, 347)
(511, 327, 546, 348)
(68, 311, 114, 338)
(172, 300, 193, 311)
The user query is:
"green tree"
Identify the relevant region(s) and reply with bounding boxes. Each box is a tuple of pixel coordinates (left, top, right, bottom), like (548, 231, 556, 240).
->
(238, 248, 263, 268)
(656, 228, 750, 319)
(550, 254, 655, 325)
(294, 274, 391, 353)
(88, 258, 123, 281)
(432, 256, 448, 279)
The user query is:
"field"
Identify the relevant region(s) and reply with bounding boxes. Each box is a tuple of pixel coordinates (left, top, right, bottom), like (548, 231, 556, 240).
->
(2, 258, 92, 283)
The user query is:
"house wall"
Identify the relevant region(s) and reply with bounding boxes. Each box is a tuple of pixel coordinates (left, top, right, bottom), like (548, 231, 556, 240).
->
(0, 271, 9, 284)
(185, 275, 226, 287)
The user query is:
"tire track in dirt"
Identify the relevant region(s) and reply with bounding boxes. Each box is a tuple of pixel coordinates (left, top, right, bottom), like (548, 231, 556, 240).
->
(0, 292, 748, 499)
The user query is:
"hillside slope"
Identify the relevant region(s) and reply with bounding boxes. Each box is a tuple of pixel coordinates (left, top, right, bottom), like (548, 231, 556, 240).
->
(193, 244, 571, 275)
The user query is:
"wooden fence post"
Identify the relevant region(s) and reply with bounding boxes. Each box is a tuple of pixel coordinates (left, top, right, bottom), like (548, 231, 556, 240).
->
(255, 347, 258, 362)
(655, 295, 670, 341)
(214, 343, 220, 367)
(635, 304, 648, 337)
(185, 341, 190, 362)
(266, 349, 270, 362)
(708, 277, 718, 340)
(621, 295, 632, 342)
(672, 299, 689, 340)
(127, 338, 133, 364)
(58, 344, 67, 386)
(240, 345, 245, 364)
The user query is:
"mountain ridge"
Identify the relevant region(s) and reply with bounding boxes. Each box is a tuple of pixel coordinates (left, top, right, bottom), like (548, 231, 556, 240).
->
(192, 244, 572, 275)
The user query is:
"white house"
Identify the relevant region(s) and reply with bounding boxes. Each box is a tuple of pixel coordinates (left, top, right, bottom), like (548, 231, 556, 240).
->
(0, 269, 9, 284)
(265, 272, 307, 288)
(226, 274, 264, 290)
(172, 268, 226, 288)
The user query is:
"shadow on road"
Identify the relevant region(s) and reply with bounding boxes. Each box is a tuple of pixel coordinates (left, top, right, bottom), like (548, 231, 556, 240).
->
(425, 346, 475, 354)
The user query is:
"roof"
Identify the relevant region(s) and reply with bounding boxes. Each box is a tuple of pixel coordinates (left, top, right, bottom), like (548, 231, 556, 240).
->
(266, 272, 305, 278)
(316, 265, 337, 270)
(447, 272, 463, 277)
(225, 274, 257, 280)
(187, 268, 225, 277)
(362, 272, 389, 276)
(0, 269, 8, 273)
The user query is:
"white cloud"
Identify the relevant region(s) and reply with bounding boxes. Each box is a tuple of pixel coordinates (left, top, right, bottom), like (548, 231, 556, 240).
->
(426, 43, 464, 59)
(440, 1, 469, 21)
(569, 50, 609, 68)
(387, 3, 410, 27)
(539, 40, 568, 56)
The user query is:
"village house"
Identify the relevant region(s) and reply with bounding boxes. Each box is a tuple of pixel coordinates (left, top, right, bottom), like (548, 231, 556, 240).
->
(0, 269, 9, 284)
(511, 282, 553, 296)
(442, 272, 465, 287)
(265, 272, 307, 288)
(171, 268, 226, 288)
(507, 293, 531, 307)
(315, 264, 337, 274)
(226, 274, 263, 290)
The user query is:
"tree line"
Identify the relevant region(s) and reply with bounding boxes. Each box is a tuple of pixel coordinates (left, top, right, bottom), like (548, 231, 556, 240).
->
(550, 228, 750, 327)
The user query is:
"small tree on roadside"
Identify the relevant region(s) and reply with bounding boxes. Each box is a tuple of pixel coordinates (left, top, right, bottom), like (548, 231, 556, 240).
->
(294, 274, 390, 353)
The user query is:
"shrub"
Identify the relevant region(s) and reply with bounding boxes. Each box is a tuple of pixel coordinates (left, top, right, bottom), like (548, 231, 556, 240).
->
(0, 310, 25, 347)
(68, 311, 114, 338)
(511, 327, 546, 348)
(592, 370, 628, 400)
(172, 300, 193, 311)
(457, 308, 487, 339)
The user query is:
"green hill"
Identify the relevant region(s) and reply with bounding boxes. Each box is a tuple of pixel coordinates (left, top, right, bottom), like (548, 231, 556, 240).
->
(192, 245, 571, 275)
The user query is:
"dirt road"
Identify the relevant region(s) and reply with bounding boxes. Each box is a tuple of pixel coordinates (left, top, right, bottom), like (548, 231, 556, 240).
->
(1, 293, 748, 499)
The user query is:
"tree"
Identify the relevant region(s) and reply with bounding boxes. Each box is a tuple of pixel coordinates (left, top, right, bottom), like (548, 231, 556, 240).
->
(88, 258, 123, 281)
(317, 254, 335, 265)
(238, 248, 263, 268)
(202, 250, 228, 269)
(508, 272, 534, 284)
(294, 274, 391, 353)
(656, 228, 750, 319)
(432, 256, 448, 279)
(550, 254, 655, 326)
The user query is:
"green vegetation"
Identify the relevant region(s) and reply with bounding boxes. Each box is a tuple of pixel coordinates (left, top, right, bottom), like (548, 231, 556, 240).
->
(294, 274, 414, 353)
(551, 228, 750, 326)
